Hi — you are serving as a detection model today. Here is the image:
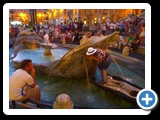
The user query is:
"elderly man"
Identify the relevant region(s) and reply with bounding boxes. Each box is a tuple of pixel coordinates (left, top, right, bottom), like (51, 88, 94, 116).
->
(114, 35, 126, 49)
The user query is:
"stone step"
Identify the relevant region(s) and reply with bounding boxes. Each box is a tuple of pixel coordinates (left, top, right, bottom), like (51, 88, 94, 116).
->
(135, 46, 145, 55)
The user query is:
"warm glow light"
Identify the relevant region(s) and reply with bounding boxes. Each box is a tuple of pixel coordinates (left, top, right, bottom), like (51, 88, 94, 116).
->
(84, 20, 86, 24)
(18, 12, 27, 23)
(37, 13, 42, 18)
(37, 13, 45, 18)
(54, 10, 57, 18)
(94, 18, 97, 24)
(60, 9, 63, 15)
(125, 9, 133, 16)
(19, 12, 26, 18)
(49, 13, 52, 19)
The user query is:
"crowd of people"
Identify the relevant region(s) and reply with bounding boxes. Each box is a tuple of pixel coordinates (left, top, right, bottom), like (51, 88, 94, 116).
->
(103, 13, 145, 52)
(9, 12, 145, 50)
(9, 12, 145, 109)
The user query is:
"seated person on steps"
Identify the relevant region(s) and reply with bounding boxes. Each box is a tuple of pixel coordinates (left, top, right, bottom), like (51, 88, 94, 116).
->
(127, 33, 140, 51)
(114, 35, 126, 49)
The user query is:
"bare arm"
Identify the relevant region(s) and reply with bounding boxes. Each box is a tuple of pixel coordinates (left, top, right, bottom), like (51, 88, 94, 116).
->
(30, 68, 36, 88)
(132, 39, 140, 43)
(88, 55, 100, 62)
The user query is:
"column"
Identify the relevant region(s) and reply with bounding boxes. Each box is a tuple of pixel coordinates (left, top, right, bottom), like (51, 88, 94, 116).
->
(29, 9, 37, 25)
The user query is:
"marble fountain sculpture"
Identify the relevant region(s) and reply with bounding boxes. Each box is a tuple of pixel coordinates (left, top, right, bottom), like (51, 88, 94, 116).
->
(10, 31, 119, 79)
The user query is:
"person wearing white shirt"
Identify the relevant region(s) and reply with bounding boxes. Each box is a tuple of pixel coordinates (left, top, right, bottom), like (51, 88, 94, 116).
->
(109, 22, 115, 34)
(9, 59, 41, 102)
(114, 35, 126, 49)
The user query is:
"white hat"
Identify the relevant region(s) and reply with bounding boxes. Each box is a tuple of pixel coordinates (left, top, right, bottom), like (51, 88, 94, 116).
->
(86, 47, 97, 55)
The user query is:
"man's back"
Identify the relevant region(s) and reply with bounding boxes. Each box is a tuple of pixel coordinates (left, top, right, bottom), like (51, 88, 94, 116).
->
(9, 69, 33, 100)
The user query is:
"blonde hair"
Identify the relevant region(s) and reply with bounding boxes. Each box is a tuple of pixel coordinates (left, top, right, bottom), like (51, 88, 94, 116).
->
(53, 94, 74, 109)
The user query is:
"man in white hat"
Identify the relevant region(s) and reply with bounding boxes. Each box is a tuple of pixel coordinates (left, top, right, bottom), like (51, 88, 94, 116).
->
(86, 47, 112, 84)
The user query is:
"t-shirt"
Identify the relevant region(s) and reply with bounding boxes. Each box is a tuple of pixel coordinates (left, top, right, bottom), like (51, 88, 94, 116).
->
(109, 23, 115, 29)
(9, 69, 34, 100)
(119, 36, 124, 43)
(128, 37, 136, 43)
(95, 49, 111, 63)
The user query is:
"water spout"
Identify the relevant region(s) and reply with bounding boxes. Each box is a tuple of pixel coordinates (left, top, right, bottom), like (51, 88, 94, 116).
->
(111, 57, 124, 78)
(83, 58, 91, 97)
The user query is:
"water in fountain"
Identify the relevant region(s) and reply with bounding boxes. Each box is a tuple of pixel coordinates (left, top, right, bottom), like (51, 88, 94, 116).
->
(111, 57, 124, 77)
(12, 48, 69, 64)
(9, 61, 134, 108)
(107, 62, 144, 88)
(83, 58, 91, 99)
(9, 46, 144, 108)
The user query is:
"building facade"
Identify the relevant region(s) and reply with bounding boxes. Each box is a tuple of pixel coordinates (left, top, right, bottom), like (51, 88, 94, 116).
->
(9, 9, 144, 27)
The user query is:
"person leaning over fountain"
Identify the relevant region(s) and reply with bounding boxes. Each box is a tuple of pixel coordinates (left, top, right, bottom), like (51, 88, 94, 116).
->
(9, 59, 41, 102)
(86, 47, 112, 84)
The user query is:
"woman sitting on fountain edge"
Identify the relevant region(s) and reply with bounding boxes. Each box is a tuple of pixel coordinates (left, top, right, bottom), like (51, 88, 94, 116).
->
(86, 47, 112, 84)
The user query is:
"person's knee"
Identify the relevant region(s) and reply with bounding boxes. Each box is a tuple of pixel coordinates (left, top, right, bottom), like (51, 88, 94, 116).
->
(35, 85, 40, 89)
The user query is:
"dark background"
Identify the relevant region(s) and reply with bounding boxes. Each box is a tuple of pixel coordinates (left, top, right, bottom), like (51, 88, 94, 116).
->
(2, 0, 159, 118)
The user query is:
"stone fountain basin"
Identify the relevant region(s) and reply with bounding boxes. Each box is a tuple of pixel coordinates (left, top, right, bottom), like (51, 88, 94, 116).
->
(12, 48, 69, 76)
(11, 32, 144, 80)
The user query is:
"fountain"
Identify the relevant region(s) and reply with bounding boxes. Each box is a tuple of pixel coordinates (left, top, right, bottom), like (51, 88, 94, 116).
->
(39, 43, 58, 56)
(11, 31, 120, 78)
(9, 31, 145, 108)
(10, 30, 44, 58)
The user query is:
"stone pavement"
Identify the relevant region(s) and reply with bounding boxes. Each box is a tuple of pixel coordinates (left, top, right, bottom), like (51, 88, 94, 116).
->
(58, 43, 145, 63)
(110, 48, 145, 62)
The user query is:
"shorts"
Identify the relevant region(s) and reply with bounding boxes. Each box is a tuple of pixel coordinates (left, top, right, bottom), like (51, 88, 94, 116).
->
(18, 85, 40, 101)
(98, 58, 112, 70)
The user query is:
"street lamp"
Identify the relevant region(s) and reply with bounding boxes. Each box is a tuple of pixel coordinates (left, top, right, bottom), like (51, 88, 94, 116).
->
(94, 18, 97, 24)
(84, 19, 86, 24)
(18, 12, 27, 24)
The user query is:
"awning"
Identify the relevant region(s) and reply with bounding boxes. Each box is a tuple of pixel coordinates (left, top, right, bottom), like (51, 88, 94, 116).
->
(10, 21, 22, 25)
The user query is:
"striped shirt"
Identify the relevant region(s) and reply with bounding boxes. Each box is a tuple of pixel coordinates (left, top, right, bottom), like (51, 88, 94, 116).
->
(95, 49, 111, 63)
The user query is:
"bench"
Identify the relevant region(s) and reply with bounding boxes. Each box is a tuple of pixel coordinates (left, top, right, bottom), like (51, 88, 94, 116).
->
(10, 99, 53, 109)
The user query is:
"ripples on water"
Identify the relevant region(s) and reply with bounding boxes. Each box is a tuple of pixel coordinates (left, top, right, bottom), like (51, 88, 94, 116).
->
(13, 48, 69, 64)
(9, 48, 144, 108)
